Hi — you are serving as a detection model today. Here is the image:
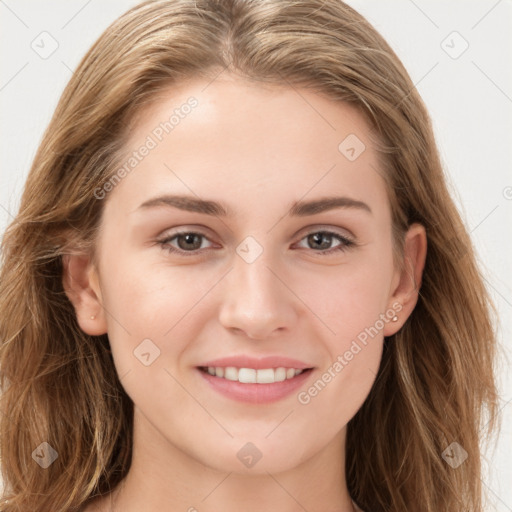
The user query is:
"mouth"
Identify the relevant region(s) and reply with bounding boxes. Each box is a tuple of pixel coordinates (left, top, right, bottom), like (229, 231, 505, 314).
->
(197, 365, 313, 384)
(196, 365, 315, 403)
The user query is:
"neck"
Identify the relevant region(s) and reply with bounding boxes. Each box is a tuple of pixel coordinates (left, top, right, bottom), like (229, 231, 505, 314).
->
(110, 406, 356, 512)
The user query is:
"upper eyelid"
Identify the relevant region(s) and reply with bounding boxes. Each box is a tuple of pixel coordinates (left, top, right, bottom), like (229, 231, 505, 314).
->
(158, 223, 355, 239)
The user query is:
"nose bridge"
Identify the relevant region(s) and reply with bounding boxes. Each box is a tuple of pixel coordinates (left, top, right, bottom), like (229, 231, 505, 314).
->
(218, 239, 296, 338)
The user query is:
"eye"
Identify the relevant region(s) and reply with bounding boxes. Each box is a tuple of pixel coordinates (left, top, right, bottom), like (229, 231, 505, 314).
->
(294, 230, 355, 255)
(157, 228, 356, 257)
(158, 231, 214, 256)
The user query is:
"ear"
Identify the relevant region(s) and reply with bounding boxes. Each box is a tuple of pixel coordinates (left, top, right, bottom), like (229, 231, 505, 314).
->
(383, 223, 427, 336)
(62, 253, 108, 336)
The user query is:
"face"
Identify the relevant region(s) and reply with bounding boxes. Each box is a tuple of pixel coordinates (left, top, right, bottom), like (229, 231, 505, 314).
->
(68, 74, 423, 476)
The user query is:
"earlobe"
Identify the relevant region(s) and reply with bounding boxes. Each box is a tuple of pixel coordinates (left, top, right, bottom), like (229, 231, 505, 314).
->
(62, 253, 107, 336)
(383, 223, 427, 336)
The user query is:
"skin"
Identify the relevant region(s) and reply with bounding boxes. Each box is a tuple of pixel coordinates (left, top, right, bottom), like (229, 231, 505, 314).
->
(64, 74, 426, 512)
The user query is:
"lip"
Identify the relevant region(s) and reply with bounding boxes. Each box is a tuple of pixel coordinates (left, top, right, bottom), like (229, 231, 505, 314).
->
(196, 355, 315, 404)
(199, 355, 313, 370)
(197, 367, 314, 404)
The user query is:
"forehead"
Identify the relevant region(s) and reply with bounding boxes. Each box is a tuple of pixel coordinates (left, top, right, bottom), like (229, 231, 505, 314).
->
(105, 75, 388, 218)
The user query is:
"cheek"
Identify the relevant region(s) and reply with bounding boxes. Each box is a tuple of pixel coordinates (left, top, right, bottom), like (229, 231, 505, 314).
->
(97, 259, 211, 422)
(298, 256, 393, 345)
(294, 269, 387, 430)
(292, 255, 391, 416)
(296, 338, 384, 438)
(97, 248, 208, 373)
(101, 234, 210, 323)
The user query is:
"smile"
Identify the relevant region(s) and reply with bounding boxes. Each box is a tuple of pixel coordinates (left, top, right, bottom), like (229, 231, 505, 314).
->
(199, 366, 309, 384)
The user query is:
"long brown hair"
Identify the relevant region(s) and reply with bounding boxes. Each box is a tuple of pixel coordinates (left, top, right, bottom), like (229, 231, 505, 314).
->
(0, 1, 500, 510)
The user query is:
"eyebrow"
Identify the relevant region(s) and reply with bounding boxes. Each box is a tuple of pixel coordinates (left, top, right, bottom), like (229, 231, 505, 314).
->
(136, 194, 372, 216)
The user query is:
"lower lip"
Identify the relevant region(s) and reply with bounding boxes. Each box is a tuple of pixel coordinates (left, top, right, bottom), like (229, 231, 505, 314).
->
(197, 368, 314, 404)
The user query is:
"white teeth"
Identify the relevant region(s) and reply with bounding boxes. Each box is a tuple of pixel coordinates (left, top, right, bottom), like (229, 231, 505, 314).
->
(274, 367, 287, 382)
(224, 366, 238, 381)
(205, 366, 306, 384)
(239, 368, 256, 383)
(256, 368, 274, 384)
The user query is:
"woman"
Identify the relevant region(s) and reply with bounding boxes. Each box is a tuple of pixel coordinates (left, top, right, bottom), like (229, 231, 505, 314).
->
(0, 0, 499, 511)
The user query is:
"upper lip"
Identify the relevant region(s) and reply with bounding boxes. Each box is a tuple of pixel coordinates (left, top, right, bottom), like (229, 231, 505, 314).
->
(199, 355, 314, 370)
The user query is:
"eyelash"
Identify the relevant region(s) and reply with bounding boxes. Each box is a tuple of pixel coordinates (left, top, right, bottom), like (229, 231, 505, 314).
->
(157, 229, 356, 257)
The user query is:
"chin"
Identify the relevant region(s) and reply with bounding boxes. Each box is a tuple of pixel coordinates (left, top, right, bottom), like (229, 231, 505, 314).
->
(191, 435, 312, 475)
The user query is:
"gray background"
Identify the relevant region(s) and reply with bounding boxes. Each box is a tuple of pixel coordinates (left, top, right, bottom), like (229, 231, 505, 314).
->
(0, 0, 511, 509)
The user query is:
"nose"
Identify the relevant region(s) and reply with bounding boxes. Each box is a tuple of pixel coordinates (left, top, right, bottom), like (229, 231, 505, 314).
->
(218, 251, 298, 340)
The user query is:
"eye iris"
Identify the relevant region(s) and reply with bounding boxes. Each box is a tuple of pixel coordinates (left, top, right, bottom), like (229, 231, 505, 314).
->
(177, 233, 202, 250)
(308, 232, 332, 250)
